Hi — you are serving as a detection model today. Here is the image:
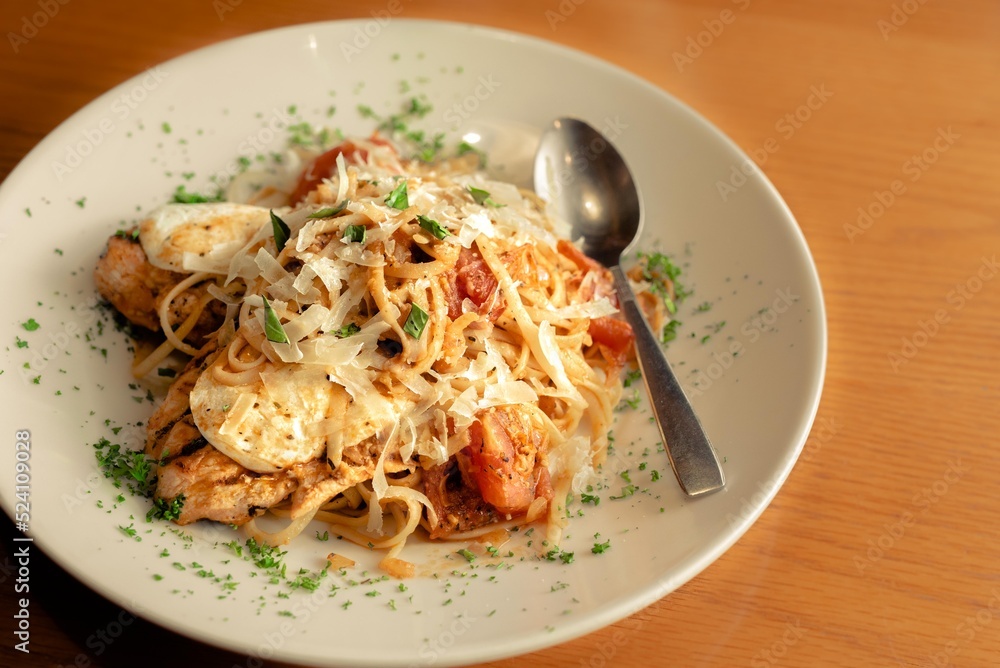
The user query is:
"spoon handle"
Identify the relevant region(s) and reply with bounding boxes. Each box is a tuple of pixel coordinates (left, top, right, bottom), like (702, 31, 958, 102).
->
(611, 266, 726, 496)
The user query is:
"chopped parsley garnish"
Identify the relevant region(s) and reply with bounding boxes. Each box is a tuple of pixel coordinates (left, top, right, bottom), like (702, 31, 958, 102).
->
(695, 301, 712, 313)
(93, 437, 156, 497)
(262, 297, 289, 344)
(468, 186, 503, 208)
(617, 391, 641, 411)
(385, 181, 409, 210)
(417, 215, 449, 240)
(171, 185, 223, 204)
(308, 200, 349, 218)
(662, 319, 682, 344)
(115, 228, 140, 241)
(334, 322, 361, 338)
(407, 97, 432, 118)
(289, 569, 328, 591)
(243, 537, 287, 576)
(162, 122, 172, 134)
(403, 303, 429, 339)
(146, 494, 185, 522)
(544, 547, 574, 563)
(316, 530, 330, 541)
(610, 485, 638, 500)
(15, 336, 28, 349)
(270, 210, 290, 252)
(287, 121, 316, 147)
(637, 252, 690, 314)
(416, 133, 445, 162)
(457, 549, 476, 563)
(75, 197, 86, 208)
(457, 141, 487, 166)
(592, 539, 611, 554)
(580, 493, 600, 505)
(343, 225, 366, 244)
(21, 318, 40, 332)
(119, 523, 139, 540)
(623, 369, 642, 387)
(358, 98, 444, 161)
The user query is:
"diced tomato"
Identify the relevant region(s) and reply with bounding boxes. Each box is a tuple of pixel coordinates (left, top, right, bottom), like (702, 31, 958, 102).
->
(589, 316, 635, 368)
(445, 247, 503, 320)
(557, 239, 603, 273)
(463, 408, 546, 516)
(290, 135, 395, 203)
(290, 141, 361, 203)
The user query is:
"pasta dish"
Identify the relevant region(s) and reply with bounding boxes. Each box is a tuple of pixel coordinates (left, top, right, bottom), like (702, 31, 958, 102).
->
(94, 134, 639, 576)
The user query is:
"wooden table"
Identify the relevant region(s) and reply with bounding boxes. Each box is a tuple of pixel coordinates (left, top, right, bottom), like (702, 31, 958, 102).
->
(2, 1, 998, 666)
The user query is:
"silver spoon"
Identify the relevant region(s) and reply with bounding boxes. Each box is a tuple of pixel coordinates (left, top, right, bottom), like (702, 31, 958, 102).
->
(534, 117, 726, 496)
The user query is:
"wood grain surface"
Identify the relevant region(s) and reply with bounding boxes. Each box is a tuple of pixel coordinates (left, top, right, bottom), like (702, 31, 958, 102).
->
(1, 1, 998, 666)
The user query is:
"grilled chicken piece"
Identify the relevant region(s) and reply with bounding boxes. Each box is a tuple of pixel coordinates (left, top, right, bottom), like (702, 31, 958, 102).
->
(158, 436, 407, 526)
(157, 445, 299, 525)
(147, 340, 297, 526)
(288, 438, 412, 518)
(149, 351, 402, 525)
(146, 342, 221, 462)
(93, 232, 225, 341)
(288, 444, 376, 519)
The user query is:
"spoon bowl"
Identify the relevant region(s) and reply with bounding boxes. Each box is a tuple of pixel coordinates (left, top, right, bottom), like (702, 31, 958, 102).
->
(534, 119, 642, 267)
(534, 117, 726, 496)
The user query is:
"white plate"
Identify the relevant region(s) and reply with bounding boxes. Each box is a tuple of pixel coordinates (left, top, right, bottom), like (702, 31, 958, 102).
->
(0, 19, 825, 667)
